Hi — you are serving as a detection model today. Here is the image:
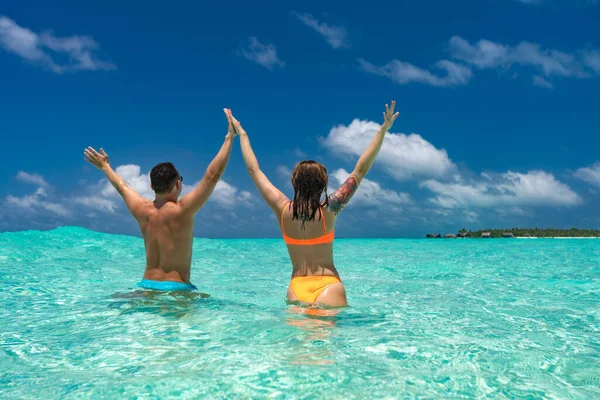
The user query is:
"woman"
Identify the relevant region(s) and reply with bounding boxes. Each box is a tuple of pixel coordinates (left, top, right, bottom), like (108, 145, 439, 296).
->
(225, 101, 398, 307)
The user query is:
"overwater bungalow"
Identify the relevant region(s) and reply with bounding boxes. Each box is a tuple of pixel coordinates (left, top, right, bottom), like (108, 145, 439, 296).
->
(444, 234, 457, 238)
(426, 233, 442, 238)
(481, 232, 492, 238)
(502, 232, 514, 238)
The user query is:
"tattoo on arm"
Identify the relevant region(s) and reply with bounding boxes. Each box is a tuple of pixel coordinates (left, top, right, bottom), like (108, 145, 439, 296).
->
(327, 176, 358, 215)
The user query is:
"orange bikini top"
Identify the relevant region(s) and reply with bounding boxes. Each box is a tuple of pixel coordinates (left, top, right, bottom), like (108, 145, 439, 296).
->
(281, 206, 335, 246)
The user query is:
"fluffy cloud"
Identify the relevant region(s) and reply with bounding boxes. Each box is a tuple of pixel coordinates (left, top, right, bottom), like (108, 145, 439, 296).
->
(583, 50, 600, 73)
(5, 172, 69, 216)
(209, 181, 253, 208)
(77, 164, 251, 213)
(16, 171, 49, 188)
(448, 36, 599, 85)
(0, 15, 115, 73)
(294, 148, 307, 158)
(238, 37, 284, 70)
(5, 187, 70, 216)
(73, 196, 116, 213)
(276, 165, 293, 178)
(3, 168, 256, 234)
(421, 170, 581, 209)
(360, 35, 600, 88)
(100, 164, 154, 200)
(321, 119, 455, 180)
(359, 58, 472, 87)
(330, 168, 411, 209)
(293, 12, 350, 49)
(574, 161, 600, 187)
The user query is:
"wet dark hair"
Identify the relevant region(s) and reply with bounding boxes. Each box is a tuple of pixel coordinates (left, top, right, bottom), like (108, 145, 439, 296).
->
(290, 160, 328, 227)
(150, 162, 180, 194)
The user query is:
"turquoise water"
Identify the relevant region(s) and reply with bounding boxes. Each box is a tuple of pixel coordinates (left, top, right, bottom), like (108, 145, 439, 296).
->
(1, 227, 599, 399)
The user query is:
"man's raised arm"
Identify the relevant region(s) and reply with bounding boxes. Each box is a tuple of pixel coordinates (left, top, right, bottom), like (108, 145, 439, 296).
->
(179, 109, 237, 214)
(84, 147, 147, 218)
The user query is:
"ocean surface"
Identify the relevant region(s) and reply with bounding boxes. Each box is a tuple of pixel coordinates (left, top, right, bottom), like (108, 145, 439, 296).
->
(1, 227, 599, 399)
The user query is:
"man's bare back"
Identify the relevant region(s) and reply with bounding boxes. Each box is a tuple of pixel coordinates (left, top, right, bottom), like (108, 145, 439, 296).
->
(84, 109, 238, 288)
(137, 201, 195, 283)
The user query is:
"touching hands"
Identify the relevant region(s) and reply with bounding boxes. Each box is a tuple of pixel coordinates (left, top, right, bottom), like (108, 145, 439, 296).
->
(382, 100, 399, 131)
(224, 109, 246, 136)
(224, 108, 238, 138)
(84, 147, 110, 170)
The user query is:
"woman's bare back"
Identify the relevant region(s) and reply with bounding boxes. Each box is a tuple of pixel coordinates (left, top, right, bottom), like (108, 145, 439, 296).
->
(280, 206, 340, 278)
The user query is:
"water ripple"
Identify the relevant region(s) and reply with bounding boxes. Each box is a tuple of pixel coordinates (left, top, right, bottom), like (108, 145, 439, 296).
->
(1, 228, 599, 398)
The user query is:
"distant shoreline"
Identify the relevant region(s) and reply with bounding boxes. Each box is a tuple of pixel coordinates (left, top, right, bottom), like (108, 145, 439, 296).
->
(426, 228, 600, 239)
(520, 237, 599, 239)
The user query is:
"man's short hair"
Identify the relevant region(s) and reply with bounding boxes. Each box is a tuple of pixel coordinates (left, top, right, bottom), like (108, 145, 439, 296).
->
(150, 162, 180, 194)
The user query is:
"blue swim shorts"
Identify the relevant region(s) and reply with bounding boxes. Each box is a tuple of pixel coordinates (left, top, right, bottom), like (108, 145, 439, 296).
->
(137, 279, 198, 292)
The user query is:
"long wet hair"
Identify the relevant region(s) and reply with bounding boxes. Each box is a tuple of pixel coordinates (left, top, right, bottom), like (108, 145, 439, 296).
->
(290, 160, 329, 228)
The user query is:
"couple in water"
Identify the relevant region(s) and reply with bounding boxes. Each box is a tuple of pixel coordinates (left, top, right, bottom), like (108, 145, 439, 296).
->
(84, 101, 399, 307)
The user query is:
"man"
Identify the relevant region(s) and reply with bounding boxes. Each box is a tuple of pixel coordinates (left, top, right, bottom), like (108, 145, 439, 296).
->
(84, 109, 237, 291)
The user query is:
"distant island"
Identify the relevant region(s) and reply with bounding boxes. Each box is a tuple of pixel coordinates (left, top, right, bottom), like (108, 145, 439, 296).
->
(426, 228, 600, 238)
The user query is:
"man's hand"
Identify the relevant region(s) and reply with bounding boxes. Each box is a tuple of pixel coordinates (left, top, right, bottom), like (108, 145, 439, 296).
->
(84, 147, 110, 170)
(382, 100, 399, 132)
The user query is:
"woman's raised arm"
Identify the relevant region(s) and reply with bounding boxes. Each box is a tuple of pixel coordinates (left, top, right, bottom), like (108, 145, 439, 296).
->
(327, 101, 399, 214)
(228, 109, 289, 213)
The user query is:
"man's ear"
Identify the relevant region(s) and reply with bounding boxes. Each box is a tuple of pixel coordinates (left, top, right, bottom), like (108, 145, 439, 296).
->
(151, 184, 154, 191)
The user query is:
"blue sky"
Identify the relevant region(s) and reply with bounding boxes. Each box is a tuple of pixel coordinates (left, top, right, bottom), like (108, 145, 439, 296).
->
(1, 0, 599, 238)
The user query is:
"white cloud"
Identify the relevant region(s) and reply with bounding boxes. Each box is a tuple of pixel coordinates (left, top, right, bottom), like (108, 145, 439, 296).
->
(5, 187, 70, 216)
(359, 58, 472, 87)
(208, 180, 252, 208)
(100, 164, 154, 200)
(330, 168, 411, 209)
(78, 164, 251, 213)
(421, 170, 581, 209)
(0, 15, 115, 73)
(276, 165, 293, 178)
(448, 37, 511, 69)
(448, 36, 599, 86)
(463, 210, 479, 222)
(16, 171, 49, 188)
(362, 35, 600, 88)
(294, 148, 307, 158)
(293, 12, 350, 49)
(574, 161, 600, 187)
(6, 172, 69, 216)
(75, 164, 153, 214)
(532, 75, 554, 89)
(583, 50, 600, 73)
(321, 119, 455, 180)
(74, 196, 116, 213)
(238, 37, 284, 70)
(4, 165, 253, 226)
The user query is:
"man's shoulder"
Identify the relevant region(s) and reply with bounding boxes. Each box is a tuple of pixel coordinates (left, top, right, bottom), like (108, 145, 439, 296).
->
(164, 202, 195, 219)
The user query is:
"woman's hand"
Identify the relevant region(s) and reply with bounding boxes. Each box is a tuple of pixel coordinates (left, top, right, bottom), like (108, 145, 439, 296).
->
(382, 100, 399, 131)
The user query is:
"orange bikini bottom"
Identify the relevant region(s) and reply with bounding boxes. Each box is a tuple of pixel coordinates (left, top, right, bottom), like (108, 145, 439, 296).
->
(289, 276, 341, 304)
